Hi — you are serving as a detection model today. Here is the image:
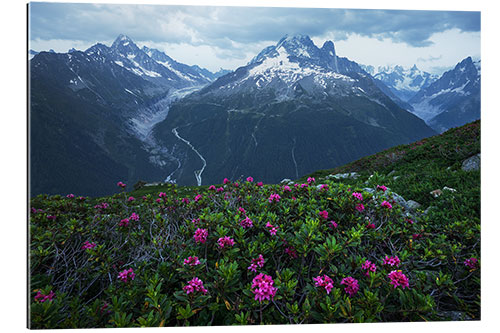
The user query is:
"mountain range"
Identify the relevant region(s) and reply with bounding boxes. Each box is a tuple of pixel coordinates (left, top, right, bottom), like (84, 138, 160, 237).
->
(409, 57, 480, 133)
(150, 34, 435, 186)
(29, 33, 479, 195)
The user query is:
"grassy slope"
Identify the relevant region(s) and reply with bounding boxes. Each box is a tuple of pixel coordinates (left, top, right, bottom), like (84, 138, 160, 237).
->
(29, 120, 480, 327)
(131, 120, 480, 212)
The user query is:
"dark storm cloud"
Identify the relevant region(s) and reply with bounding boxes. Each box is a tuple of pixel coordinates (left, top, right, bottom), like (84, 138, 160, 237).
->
(29, 2, 480, 48)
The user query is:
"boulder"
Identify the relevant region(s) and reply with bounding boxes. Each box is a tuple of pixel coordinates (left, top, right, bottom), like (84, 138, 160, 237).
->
(443, 186, 457, 193)
(327, 172, 359, 180)
(424, 206, 437, 215)
(462, 154, 480, 171)
(280, 178, 293, 184)
(363, 187, 375, 194)
(406, 200, 422, 211)
(392, 193, 410, 211)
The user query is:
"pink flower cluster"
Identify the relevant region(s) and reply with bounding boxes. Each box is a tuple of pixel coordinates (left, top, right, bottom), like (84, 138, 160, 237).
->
(183, 256, 201, 266)
(361, 260, 377, 276)
(128, 196, 135, 202)
(240, 217, 254, 229)
(117, 181, 126, 188)
(208, 185, 216, 191)
(464, 257, 479, 270)
(182, 198, 190, 204)
(257, 182, 263, 187)
(238, 207, 246, 215)
(340, 277, 359, 297)
(194, 194, 203, 202)
(268, 193, 281, 203)
(319, 184, 329, 191)
(248, 254, 265, 273)
(246, 176, 254, 182)
(218, 236, 235, 248)
(319, 210, 329, 220)
(119, 218, 130, 227)
(285, 246, 298, 258)
(381, 201, 393, 209)
(307, 177, 315, 184)
(266, 222, 279, 235)
(159, 192, 167, 198)
(328, 220, 338, 229)
(282, 185, 292, 192)
(355, 203, 365, 212)
(377, 185, 387, 192)
(313, 274, 334, 294)
(66, 193, 75, 199)
(387, 270, 409, 289)
(119, 212, 139, 227)
(194, 228, 208, 244)
(352, 192, 363, 201)
(94, 202, 109, 210)
(81, 241, 97, 250)
(223, 178, 230, 184)
(366, 223, 375, 229)
(183, 277, 208, 295)
(383, 255, 401, 267)
(118, 268, 135, 283)
(251, 273, 277, 302)
(34, 290, 55, 303)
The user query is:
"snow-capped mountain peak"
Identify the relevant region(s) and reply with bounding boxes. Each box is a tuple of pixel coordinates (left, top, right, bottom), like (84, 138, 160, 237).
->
(409, 56, 480, 132)
(374, 64, 438, 101)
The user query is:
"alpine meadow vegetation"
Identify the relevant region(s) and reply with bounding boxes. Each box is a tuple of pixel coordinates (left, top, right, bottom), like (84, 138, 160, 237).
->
(29, 120, 480, 328)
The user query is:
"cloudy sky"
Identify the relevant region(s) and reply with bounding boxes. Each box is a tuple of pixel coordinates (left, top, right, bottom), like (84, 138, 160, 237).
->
(29, 1, 480, 75)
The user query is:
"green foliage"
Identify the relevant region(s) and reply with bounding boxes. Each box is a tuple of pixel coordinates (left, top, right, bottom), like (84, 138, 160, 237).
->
(29, 121, 480, 327)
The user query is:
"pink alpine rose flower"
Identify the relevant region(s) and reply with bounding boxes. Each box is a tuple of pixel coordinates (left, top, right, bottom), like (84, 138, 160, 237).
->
(183, 256, 201, 266)
(240, 216, 254, 229)
(352, 192, 363, 201)
(313, 275, 334, 294)
(34, 290, 56, 303)
(217, 236, 235, 248)
(377, 185, 387, 192)
(248, 254, 265, 273)
(387, 270, 409, 289)
(265, 222, 279, 235)
(383, 255, 401, 267)
(193, 228, 208, 244)
(464, 257, 479, 270)
(251, 273, 277, 302)
(355, 203, 365, 212)
(118, 268, 135, 283)
(361, 260, 377, 276)
(183, 277, 208, 295)
(381, 201, 393, 209)
(119, 218, 130, 227)
(340, 277, 359, 297)
(81, 241, 97, 250)
(268, 193, 281, 203)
